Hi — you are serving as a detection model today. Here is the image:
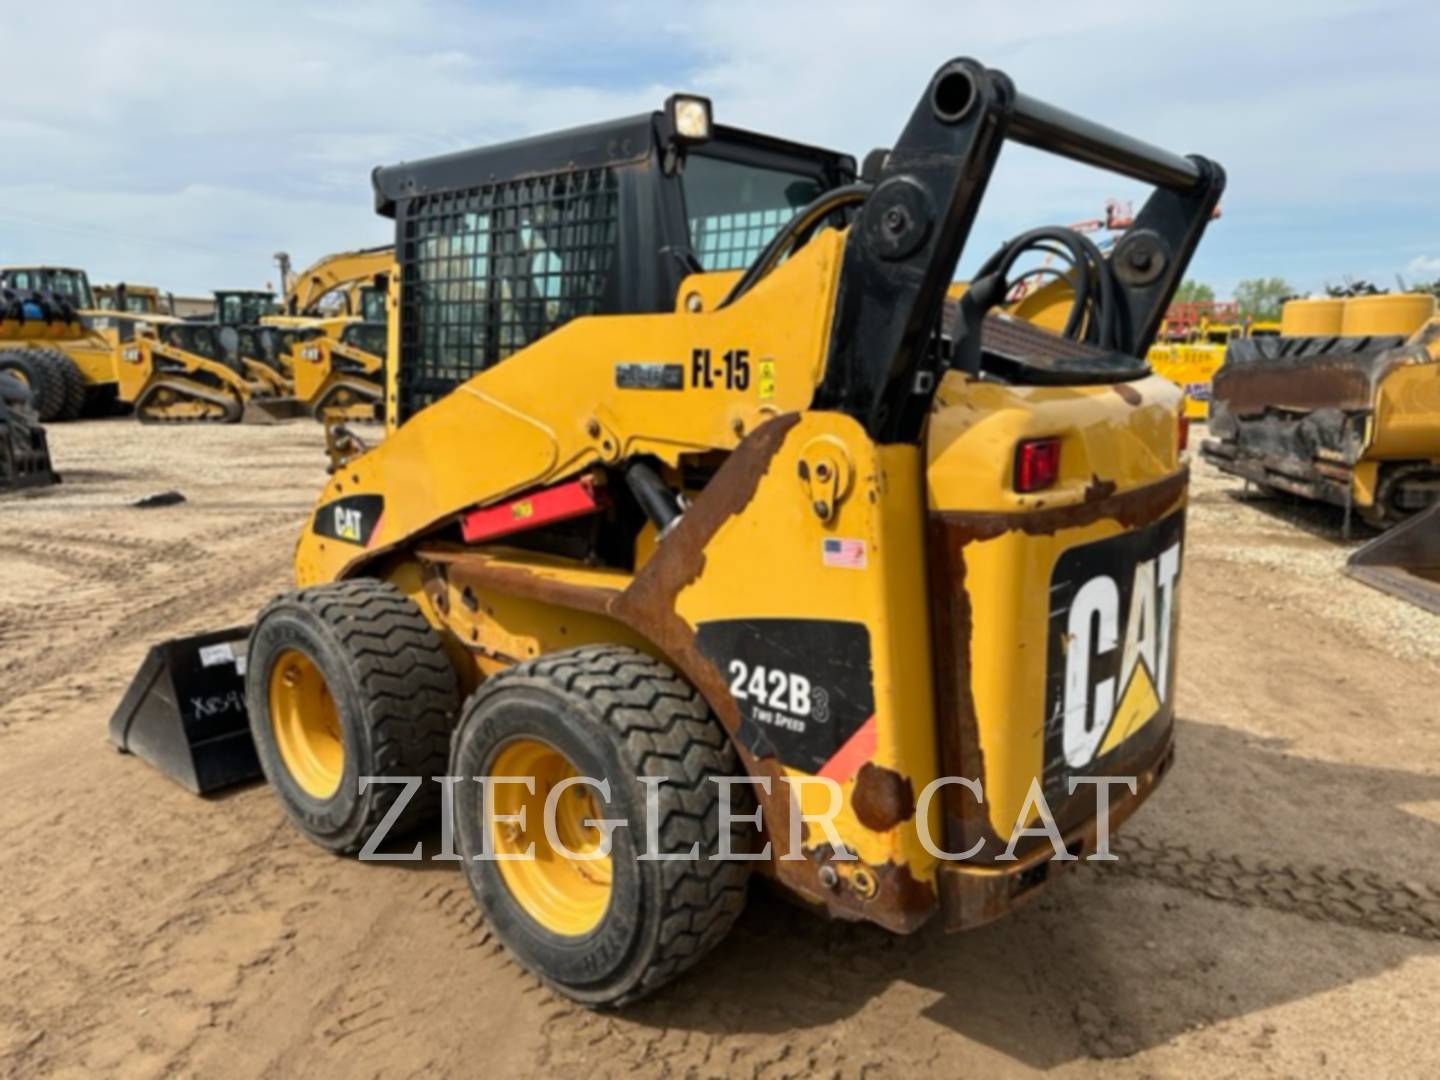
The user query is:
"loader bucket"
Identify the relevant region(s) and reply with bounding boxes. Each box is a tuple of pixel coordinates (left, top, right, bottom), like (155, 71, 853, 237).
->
(108, 627, 261, 794)
(242, 396, 308, 424)
(1344, 502, 1440, 614)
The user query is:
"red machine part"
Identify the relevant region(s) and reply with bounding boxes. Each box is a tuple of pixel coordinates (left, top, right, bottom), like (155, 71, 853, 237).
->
(460, 476, 608, 543)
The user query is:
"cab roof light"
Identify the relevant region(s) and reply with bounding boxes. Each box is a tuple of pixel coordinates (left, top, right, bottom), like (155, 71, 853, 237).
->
(665, 93, 713, 145)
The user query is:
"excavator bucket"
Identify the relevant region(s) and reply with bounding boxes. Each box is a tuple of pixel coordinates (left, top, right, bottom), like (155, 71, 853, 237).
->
(1344, 502, 1440, 614)
(108, 627, 261, 794)
(241, 396, 308, 423)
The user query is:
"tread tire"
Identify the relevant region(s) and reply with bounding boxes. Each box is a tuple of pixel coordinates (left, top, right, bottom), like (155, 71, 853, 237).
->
(246, 578, 460, 854)
(50, 351, 86, 420)
(0, 348, 65, 421)
(450, 644, 752, 1008)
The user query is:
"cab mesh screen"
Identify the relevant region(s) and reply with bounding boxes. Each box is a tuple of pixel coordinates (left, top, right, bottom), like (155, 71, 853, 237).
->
(396, 167, 619, 420)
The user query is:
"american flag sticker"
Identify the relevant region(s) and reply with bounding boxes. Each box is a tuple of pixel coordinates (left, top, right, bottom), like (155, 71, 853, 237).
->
(822, 538, 867, 570)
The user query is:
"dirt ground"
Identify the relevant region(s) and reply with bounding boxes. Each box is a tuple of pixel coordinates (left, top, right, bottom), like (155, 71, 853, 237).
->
(2, 418, 1438, 1079)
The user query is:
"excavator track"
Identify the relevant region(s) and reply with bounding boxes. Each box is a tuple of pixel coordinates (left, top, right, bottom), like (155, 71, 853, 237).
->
(134, 378, 243, 424)
(311, 377, 382, 423)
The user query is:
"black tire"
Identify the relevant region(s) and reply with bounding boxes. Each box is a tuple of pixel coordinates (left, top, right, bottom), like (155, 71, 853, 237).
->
(0, 348, 64, 421)
(450, 644, 751, 1007)
(246, 578, 461, 854)
(49, 351, 86, 421)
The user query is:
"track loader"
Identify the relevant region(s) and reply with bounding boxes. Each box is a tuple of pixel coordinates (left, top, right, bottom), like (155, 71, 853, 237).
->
(290, 321, 386, 421)
(111, 59, 1223, 1005)
(1203, 292, 1440, 611)
(116, 291, 308, 422)
(270, 247, 393, 421)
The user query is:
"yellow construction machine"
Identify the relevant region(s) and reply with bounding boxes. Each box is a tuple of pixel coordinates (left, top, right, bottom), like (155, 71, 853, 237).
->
(0, 266, 147, 420)
(279, 244, 392, 320)
(1203, 292, 1440, 611)
(272, 246, 393, 421)
(0, 290, 60, 488)
(93, 282, 174, 317)
(110, 60, 1224, 1005)
(114, 289, 310, 423)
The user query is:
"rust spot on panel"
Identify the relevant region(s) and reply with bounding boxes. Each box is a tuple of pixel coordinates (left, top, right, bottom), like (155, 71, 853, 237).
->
(1083, 475, 1118, 503)
(925, 520, 993, 860)
(420, 549, 621, 618)
(933, 467, 1186, 544)
(934, 737, 1175, 931)
(867, 861, 938, 932)
(850, 762, 916, 831)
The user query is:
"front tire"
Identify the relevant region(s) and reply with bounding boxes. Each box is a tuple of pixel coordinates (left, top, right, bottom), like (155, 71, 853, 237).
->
(0, 348, 64, 421)
(450, 644, 751, 1007)
(246, 578, 460, 853)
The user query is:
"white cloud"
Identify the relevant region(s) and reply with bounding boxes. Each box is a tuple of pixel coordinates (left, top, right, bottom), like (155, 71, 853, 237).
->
(1, 0, 1438, 297)
(1406, 255, 1440, 277)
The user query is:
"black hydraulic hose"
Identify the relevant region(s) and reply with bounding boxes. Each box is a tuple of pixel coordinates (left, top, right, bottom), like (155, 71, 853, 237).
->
(719, 183, 872, 309)
(973, 225, 1122, 349)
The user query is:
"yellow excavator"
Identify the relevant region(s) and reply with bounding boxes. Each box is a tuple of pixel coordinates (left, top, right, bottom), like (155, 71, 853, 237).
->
(111, 59, 1223, 1005)
(1204, 291, 1440, 611)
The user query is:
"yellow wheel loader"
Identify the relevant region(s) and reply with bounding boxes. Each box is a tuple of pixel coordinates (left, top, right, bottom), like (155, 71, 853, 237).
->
(110, 59, 1223, 1005)
(1203, 292, 1440, 611)
(93, 282, 174, 317)
(0, 267, 140, 420)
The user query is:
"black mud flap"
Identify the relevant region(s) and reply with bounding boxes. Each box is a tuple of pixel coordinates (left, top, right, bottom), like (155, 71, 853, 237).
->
(1345, 502, 1440, 615)
(108, 627, 262, 794)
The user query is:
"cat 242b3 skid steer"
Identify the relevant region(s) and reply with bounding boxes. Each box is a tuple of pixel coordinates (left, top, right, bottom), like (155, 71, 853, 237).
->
(111, 57, 1223, 1006)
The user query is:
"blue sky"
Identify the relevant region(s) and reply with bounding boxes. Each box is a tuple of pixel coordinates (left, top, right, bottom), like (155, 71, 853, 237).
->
(3, 0, 1438, 297)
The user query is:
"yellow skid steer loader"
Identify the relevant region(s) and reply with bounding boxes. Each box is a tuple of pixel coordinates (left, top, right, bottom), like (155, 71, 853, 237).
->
(111, 58, 1223, 1005)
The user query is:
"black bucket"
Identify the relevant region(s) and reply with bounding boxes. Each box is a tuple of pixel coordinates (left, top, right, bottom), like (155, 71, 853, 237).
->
(109, 627, 262, 794)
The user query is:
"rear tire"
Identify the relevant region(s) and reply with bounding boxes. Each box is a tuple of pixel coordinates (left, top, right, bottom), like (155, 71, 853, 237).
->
(51, 352, 86, 420)
(450, 644, 751, 1007)
(0, 349, 64, 421)
(246, 578, 460, 854)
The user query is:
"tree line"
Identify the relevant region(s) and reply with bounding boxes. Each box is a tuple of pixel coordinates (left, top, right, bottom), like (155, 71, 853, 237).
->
(1174, 276, 1440, 321)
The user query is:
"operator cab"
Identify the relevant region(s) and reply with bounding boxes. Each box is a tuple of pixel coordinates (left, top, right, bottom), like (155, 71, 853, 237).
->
(374, 94, 855, 421)
(0, 266, 95, 311)
(213, 290, 281, 326)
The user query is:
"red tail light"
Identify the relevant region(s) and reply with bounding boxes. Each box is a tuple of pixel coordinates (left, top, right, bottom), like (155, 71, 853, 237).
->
(1177, 415, 1190, 452)
(1014, 437, 1061, 493)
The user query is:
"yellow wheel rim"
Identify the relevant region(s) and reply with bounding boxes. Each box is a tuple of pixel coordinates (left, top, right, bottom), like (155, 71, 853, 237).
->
(268, 648, 344, 799)
(489, 738, 613, 936)
(6, 367, 28, 388)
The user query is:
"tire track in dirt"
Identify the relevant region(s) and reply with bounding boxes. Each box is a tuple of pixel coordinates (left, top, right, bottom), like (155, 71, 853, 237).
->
(0, 530, 294, 717)
(1107, 835, 1440, 941)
